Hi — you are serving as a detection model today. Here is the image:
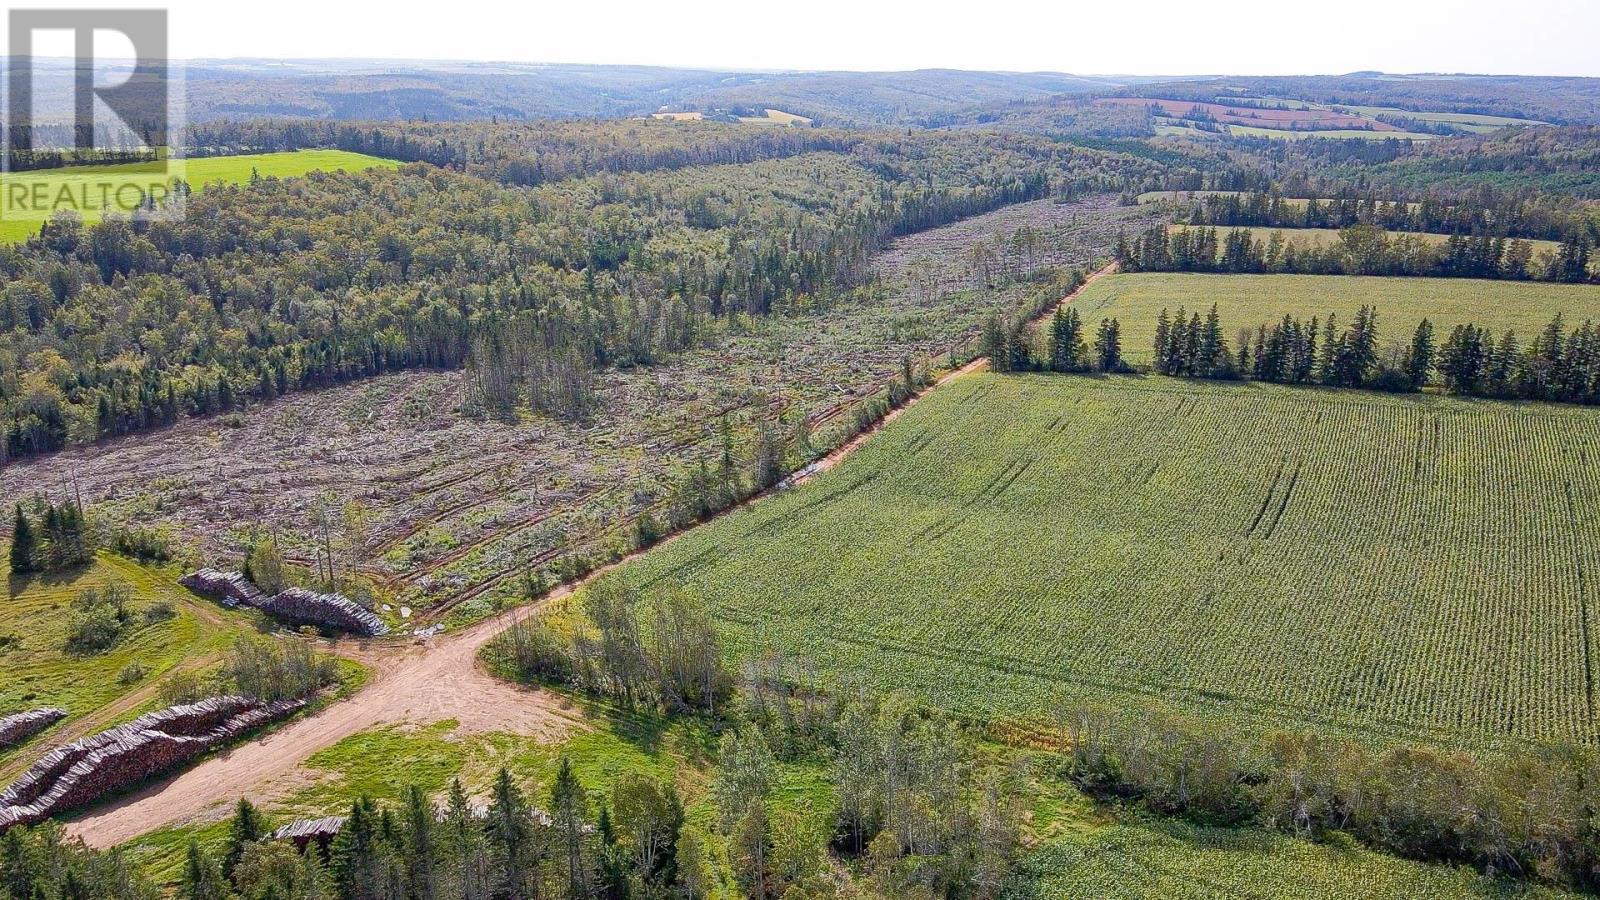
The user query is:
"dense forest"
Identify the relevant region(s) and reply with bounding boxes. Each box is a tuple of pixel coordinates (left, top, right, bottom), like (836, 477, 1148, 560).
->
(0, 128, 1159, 460)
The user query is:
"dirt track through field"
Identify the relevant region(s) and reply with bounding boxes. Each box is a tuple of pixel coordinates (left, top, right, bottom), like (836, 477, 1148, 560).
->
(63, 262, 1117, 850)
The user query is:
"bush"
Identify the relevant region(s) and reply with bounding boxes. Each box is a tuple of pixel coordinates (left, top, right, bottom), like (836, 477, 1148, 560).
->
(110, 524, 174, 562)
(498, 617, 575, 685)
(143, 601, 177, 624)
(160, 670, 214, 705)
(64, 582, 133, 653)
(118, 661, 147, 684)
(222, 636, 339, 702)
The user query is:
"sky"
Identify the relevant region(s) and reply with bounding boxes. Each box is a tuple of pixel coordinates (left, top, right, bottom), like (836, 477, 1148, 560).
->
(7, 0, 1600, 77)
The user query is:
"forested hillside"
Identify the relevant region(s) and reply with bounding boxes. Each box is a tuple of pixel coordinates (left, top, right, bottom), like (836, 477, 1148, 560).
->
(0, 127, 1158, 460)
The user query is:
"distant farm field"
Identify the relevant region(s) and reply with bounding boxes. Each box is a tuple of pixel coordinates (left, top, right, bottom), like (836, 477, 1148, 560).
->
(1074, 273, 1600, 365)
(613, 374, 1600, 746)
(1169, 224, 1567, 260)
(0, 150, 399, 243)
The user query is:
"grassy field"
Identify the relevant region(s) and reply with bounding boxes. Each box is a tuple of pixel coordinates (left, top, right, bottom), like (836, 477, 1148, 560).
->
(1169, 224, 1565, 258)
(0, 149, 399, 243)
(1074, 273, 1600, 365)
(0, 554, 251, 769)
(739, 108, 814, 126)
(1225, 124, 1440, 141)
(1334, 105, 1549, 132)
(608, 373, 1600, 747)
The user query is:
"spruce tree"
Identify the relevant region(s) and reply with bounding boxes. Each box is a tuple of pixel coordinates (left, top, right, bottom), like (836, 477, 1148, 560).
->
(9, 505, 35, 575)
(488, 769, 530, 900)
(330, 798, 378, 900)
(223, 797, 264, 882)
(180, 839, 230, 900)
(404, 785, 436, 900)
(551, 758, 589, 900)
(1095, 319, 1124, 373)
(1406, 319, 1436, 391)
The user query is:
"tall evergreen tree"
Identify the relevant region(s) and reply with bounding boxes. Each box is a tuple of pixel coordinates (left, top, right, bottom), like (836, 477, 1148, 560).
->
(223, 798, 265, 882)
(551, 758, 589, 900)
(9, 505, 35, 574)
(1094, 319, 1124, 373)
(330, 798, 379, 900)
(1406, 319, 1436, 391)
(488, 769, 531, 900)
(403, 785, 436, 900)
(180, 839, 231, 900)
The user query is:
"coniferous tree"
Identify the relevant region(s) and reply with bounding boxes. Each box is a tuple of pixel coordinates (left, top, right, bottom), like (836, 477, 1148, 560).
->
(1094, 319, 1124, 373)
(488, 769, 532, 900)
(403, 785, 437, 900)
(180, 839, 231, 900)
(551, 758, 589, 900)
(223, 798, 265, 883)
(9, 505, 35, 574)
(1406, 319, 1436, 391)
(330, 798, 379, 900)
(1049, 308, 1087, 373)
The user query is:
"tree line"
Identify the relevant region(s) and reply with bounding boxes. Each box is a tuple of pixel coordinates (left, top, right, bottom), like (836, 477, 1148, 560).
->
(1115, 224, 1595, 283)
(1064, 703, 1600, 891)
(1146, 303, 1600, 406)
(1182, 190, 1586, 243)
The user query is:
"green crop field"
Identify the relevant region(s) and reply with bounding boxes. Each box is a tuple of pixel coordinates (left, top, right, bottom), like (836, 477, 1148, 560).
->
(1013, 821, 1569, 899)
(0, 149, 399, 243)
(1074, 273, 1600, 365)
(610, 373, 1600, 747)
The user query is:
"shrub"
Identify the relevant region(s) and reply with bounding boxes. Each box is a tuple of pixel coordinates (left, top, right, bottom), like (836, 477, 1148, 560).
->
(222, 636, 339, 702)
(64, 582, 133, 653)
(119, 661, 148, 684)
(143, 601, 178, 624)
(110, 524, 174, 562)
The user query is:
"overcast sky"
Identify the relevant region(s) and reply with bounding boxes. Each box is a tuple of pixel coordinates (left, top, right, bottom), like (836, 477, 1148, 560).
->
(11, 0, 1600, 77)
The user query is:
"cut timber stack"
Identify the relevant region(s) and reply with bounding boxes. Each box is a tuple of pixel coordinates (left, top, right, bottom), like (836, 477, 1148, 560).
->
(180, 569, 388, 636)
(178, 568, 266, 608)
(0, 696, 304, 832)
(273, 815, 347, 851)
(0, 708, 67, 749)
(262, 587, 389, 637)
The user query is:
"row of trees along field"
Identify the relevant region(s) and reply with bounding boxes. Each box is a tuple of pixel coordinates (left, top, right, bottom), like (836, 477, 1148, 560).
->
(1152, 126, 1600, 203)
(0, 132, 1159, 461)
(1064, 703, 1600, 891)
(1180, 190, 1594, 243)
(1116, 224, 1595, 282)
(1145, 303, 1600, 405)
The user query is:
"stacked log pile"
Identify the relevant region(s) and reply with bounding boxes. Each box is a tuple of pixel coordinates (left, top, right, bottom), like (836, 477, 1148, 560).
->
(181, 570, 388, 636)
(0, 696, 304, 832)
(261, 587, 388, 637)
(178, 568, 268, 608)
(0, 708, 67, 749)
(273, 815, 347, 851)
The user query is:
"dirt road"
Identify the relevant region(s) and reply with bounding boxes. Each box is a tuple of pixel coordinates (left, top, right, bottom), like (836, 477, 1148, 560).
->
(67, 602, 580, 849)
(63, 261, 1118, 849)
